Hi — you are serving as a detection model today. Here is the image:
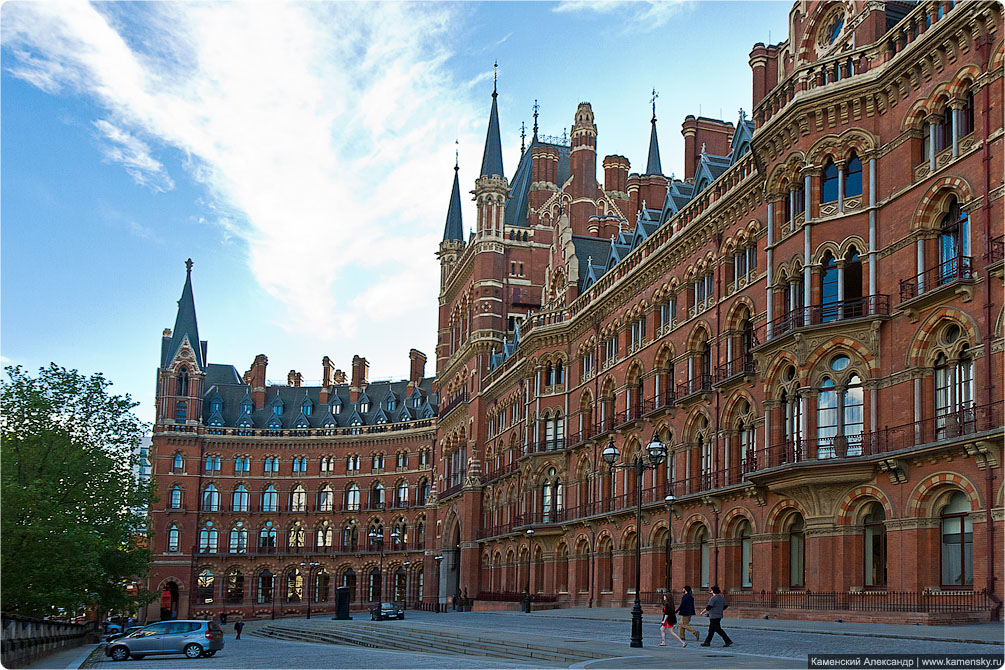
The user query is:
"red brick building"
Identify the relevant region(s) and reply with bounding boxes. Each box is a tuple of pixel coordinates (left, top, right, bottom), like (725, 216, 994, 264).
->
(147, 0, 1004, 624)
(431, 0, 1003, 623)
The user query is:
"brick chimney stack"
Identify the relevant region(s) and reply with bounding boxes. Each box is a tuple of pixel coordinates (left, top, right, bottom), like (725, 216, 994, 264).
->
(244, 354, 268, 409)
(408, 349, 427, 395)
(287, 370, 302, 387)
(333, 369, 347, 385)
(748, 42, 780, 123)
(681, 116, 735, 181)
(603, 155, 629, 195)
(350, 355, 368, 402)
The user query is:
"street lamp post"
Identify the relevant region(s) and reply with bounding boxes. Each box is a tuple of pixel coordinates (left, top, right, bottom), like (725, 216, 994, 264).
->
(270, 572, 277, 620)
(664, 495, 676, 595)
(434, 555, 444, 612)
(601, 431, 668, 649)
(523, 529, 535, 613)
(367, 530, 399, 620)
(402, 561, 411, 611)
(299, 561, 320, 619)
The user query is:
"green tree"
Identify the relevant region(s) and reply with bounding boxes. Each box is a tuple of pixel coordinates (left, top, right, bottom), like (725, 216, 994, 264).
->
(1, 364, 156, 618)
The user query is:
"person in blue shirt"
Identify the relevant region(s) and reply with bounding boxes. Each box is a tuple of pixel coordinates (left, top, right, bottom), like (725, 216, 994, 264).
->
(675, 585, 700, 640)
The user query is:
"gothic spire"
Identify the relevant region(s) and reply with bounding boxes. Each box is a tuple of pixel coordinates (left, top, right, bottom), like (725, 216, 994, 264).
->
(442, 144, 464, 242)
(479, 62, 505, 179)
(645, 88, 663, 176)
(163, 258, 205, 370)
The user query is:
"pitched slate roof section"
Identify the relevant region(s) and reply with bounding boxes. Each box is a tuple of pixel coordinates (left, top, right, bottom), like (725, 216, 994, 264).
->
(442, 165, 464, 242)
(162, 259, 206, 370)
(480, 87, 505, 179)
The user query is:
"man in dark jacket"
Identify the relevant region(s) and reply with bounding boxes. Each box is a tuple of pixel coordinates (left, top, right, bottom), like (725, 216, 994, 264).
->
(675, 585, 700, 640)
(700, 585, 732, 647)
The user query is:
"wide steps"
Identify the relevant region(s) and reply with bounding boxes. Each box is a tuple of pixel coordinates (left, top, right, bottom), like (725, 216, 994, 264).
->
(250, 620, 609, 665)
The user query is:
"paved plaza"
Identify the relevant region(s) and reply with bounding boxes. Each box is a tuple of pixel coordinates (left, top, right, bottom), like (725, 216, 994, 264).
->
(29, 608, 1001, 670)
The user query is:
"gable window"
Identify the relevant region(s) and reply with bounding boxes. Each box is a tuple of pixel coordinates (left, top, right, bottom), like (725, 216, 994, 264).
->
(176, 368, 189, 396)
(241, 399, 253, 414)
(359, 401, 369, 413)
(302, 401, 312, 416)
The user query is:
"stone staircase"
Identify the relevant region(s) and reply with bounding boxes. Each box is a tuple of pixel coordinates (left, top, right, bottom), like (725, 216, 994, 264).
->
(249, 620, 611, 666)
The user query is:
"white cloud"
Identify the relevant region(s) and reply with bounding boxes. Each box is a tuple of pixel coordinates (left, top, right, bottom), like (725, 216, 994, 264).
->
(2, 2, 485, 353)
(553, 0, 689, 31)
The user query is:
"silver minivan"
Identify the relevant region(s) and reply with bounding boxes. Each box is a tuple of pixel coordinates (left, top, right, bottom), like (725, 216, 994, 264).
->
(106, 620, 224, 661)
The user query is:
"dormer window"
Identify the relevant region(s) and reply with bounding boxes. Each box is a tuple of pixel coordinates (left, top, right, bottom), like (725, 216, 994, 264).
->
(302, 401, 312, 416)
(333, 402, 342, 415)
(210, 399, 222, 414)
(274, 403, 283, 416)
(413, 396, 421, 408)
(359, 402, 369, 413)
(241, 400, 253, 414)
(388, 399, 395, 411)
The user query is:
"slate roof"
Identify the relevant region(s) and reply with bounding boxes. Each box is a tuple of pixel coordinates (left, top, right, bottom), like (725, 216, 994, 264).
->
(480, 89, 505, 179)
(162, 261, 206, 370)
(442, 166, 464, 242)
(201, 376, 438, 429)
(505, 136, 570, 228)
(645, 117, 662, 176)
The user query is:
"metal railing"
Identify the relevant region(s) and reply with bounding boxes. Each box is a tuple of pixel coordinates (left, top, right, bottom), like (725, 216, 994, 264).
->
(476, 591, 557, 603)
(438, 390, 468, 418)
(715, 356, 755, 384)
(725, 589, 994, 613)
(754, 295, 890, 344)
(676, 375, 713, 400)
(900, 257, 973, 302)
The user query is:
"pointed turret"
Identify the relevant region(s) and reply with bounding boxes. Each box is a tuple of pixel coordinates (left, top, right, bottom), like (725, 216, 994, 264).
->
(162, 258, 206, 370)
(646, 89, 663, 176)
(442, 155, 464, 242)
(479, 63, 505, 179)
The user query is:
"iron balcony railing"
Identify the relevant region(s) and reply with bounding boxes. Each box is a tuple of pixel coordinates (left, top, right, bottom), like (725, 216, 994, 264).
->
(438, 389, 468, 418)
(754, 295, 891, 345)
(714, 355, 755, 384)
(900, 256, 973, 302)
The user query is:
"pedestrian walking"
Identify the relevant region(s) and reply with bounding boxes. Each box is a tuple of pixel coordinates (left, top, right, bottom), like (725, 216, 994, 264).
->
(220, 612, 228, 625)
(675, 585, 700, 641)
(234, 620, 244, 640)
(699, 585, 732, 647)
(659, 595, 686, 648)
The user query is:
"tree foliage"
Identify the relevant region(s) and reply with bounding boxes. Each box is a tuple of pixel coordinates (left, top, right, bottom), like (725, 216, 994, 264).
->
(1, 364, 156, 617)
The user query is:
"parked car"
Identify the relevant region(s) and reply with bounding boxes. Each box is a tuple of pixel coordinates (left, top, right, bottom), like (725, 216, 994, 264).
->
(105, 626, 142, 643)
(371, 602, 404, 620)
(105, 620, 224, 661)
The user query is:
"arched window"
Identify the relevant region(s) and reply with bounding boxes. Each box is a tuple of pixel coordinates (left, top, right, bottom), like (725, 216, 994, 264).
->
(263, 486, 278, 512)
(371, 482, 385, 508)
(172, 453, 184, 472)
(863, 503, 887, 588)
(844, 154, 863, 198)
(393, 519, 408, 548)
(817, 355, 864, 458)
(316, 523, 333, 549)
(169, 485, 183, 509)
(286, 568, 303, 603)
(789, 516, 805, 588)
(225, 569, 244, 604)
(198, 522, 217, 553)
(738, 521, 753, 588)
(318, 485, 334, 512)
(343, 569, 357, 602)
(175, 401, 187, 423)
(177, 368, 189, 396)
(698, 527, 711, 588)
(933, 105, 950, 153)
(417, 478, 430, 506)
(395, 481, 409, 508)
(368, 567, 381, 602)
(259, 521, 277, 550)
(315, 570, 330, 603)
(232, 485, 248, 512)
(229, 522, 248, 554)
(816, 378, 838, 456)
(541, 468, 556, 522)
(197, 569, 214, 604)
(290, 485, 307, 512)
(939, 198, 970, 282)
(167, 524, 180, 552)
(935, 345, 975, 440)
(821, 253, 838, 317)
(960, 90, 975, 137)
(202, 484, 219, 511)
(780, 366, 803, 458)
(346, 484, 360, 511)
(342, 521, 359, 550)
(257, 570, 275, 603)
(287, 522, 305, 549)
(940, 492, 973, 588)
(821, 159, 838, 203)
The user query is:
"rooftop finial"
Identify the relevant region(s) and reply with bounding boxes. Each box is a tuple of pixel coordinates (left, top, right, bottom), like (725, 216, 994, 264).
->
(185, 258, 193, 274)
(651, 88, 659, 122)
(520, 121, 526, 155)
(455, 139, 459, 171)
(493, 60, 498, 96)
(532, 99, 539, 138)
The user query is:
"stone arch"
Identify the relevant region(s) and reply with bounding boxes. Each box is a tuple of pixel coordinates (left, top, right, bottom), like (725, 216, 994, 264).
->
(795, 0, 857, 62)
(721, 390, 758, 427)
(912, 177, 976, 231)
(905, 306, 983, 368)
(907, 472, 982, 517)
(761, 350, 800, 392)
(836, 485, 896, 525)
(765, 151, 807, 197)
(902, 96, 933, 131)
(724, 296, 756, 332)
(765, 498, 808, 533)
(680, 513, 712, 542)
(720, 506, 757, 535)
(649, 520, 670, 546)
(804, 336, 878, 378)
(682, 407, 712, 443)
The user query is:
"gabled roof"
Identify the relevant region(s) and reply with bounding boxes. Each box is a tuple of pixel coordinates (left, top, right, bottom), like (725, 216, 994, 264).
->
(729, 115, 755, 165)
(162, 260, 206, 370)
(693, 152, 732, 194)
(505, 138, 570, 228)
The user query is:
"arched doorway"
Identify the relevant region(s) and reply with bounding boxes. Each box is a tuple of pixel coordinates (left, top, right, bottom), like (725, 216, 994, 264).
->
(440, 519, 461, 604)
(160, 582, 179, 620)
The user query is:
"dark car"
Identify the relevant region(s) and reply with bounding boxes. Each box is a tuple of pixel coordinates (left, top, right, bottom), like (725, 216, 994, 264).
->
(105, 620, 224, 661)
(371, 602, 404, 620)
(105, 626, 142, 643)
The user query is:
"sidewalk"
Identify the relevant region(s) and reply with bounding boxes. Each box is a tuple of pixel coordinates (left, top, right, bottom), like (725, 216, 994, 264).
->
(20, 644, 99, 670)
(513, 607, 1004, 645)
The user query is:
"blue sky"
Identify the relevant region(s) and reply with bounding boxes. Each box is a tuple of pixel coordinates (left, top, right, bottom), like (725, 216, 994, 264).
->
(1, 1, 791, 423)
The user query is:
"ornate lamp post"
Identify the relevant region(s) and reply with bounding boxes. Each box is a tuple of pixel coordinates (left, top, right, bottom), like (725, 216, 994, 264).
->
(601, 431, 668, 648)
(402, 561, 411, 611)
(523, 528, 535, 613)
(299, 561, 320, 619)
(367, 529, 400, 620)
(434, 555, 444, 612)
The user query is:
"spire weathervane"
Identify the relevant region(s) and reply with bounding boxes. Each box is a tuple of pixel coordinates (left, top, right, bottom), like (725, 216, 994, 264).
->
(651, 88, 659, 122)
(185, 258, 193, 274)
(520, 121, 526, 155)
(493, 61, 498, 96)
(455, 139, 459, 171)
(532, 99, 539, 137)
